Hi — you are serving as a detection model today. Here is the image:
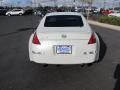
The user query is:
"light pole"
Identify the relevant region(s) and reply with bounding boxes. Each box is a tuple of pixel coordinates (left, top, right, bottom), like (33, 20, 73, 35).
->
(0, 0, 3, 6)
(86, 0, 92, 20)
(81, 0, 85, 13)
(73, 0, 75, 8)
(33, 0, 38, 8)
(53, 0, 57, 7)
(34, 0, 36, 8)
(103, 0, 106, 9)
(113, 0, 118, 11)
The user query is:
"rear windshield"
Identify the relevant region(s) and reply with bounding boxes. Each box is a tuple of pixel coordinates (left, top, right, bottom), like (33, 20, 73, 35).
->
(44, 15, 84, 27)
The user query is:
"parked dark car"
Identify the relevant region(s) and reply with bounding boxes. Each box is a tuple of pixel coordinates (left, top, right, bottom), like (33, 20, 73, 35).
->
(24, 9, 34, 15)
(0, 7, 8, 15)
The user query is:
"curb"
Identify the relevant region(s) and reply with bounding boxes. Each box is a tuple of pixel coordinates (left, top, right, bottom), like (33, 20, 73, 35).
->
(88, 20, 120, 31)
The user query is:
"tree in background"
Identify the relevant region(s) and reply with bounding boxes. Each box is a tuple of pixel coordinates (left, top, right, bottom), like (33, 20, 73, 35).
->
(79, 0, 95, 20)
(80, 0, 95, 5)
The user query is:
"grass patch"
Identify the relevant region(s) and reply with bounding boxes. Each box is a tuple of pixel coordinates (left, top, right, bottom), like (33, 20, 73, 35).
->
(99, 16, 120, 26)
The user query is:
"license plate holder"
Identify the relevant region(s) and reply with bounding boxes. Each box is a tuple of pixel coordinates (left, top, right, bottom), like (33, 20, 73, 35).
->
(56, 45, 72, 54)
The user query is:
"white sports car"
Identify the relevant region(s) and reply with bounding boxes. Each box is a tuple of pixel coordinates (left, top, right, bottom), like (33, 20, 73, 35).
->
(29, 12, 100, 65)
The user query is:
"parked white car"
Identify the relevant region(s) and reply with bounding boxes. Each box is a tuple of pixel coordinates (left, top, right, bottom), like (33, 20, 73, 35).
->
(29, 12, 100, 65)
(108, 12, 120, 17)
(6, 9, 24, 16)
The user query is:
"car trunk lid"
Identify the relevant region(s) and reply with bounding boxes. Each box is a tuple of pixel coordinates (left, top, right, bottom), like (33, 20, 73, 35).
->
(36, 27, 92, 40)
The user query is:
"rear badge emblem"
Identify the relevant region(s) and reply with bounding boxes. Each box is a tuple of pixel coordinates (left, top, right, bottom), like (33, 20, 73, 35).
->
(61, 34, 67, 38)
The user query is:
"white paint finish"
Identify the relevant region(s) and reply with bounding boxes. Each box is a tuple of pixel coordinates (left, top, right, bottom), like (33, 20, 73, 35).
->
(6, 9, 24, 16)
(29, 12, 100, 64)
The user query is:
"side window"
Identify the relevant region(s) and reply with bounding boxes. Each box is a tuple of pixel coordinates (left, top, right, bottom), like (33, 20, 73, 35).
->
(14, 10, 21, 12)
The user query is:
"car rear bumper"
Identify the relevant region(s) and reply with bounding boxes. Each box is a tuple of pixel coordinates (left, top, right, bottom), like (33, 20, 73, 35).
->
(29, 52, 96, 64)
(29, 45, 97, 64)
(29, 34, 99, 65)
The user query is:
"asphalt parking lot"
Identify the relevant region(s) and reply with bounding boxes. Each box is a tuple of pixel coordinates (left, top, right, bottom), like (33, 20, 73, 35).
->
(0, 15, 120, 90)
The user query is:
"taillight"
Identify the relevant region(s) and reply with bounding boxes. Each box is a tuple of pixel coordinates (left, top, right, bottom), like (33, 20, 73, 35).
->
(32, 32, 40, 44)
(88, 33, 96, 44)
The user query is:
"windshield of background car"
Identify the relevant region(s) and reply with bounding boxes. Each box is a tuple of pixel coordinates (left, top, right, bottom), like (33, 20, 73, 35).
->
(44, 15, 84, 27)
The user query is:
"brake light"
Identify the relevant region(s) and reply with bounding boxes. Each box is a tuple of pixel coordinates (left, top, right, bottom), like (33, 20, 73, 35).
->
(88, 33, 96, 44)
(32, 32, 40, 44)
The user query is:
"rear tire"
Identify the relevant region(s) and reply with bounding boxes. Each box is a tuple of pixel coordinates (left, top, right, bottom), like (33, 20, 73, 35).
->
(7, 13, 11, 16)
(19, 13, 22, 16)
(87, 63, 94, 67)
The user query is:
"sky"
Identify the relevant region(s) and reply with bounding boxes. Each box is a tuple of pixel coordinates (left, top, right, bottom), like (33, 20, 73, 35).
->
(1, 0, 30, 6)
(1, 0, 120, 8)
